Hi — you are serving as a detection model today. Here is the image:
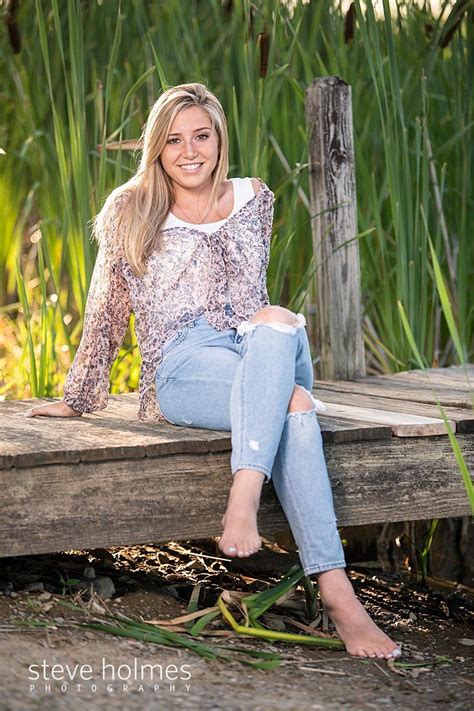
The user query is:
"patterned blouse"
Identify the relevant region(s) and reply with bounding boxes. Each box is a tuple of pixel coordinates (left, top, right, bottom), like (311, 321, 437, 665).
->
(62, 177, 275, 422)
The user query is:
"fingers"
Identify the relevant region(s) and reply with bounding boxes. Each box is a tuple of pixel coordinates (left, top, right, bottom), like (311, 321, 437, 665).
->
(24, 409, 53, 417)
(23, 403, 80, 418)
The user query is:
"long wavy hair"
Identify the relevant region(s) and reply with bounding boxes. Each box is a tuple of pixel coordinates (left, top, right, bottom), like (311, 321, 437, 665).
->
(94, 82, 229, 277)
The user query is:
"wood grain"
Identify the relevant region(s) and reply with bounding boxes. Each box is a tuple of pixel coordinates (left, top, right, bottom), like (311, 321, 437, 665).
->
(2, 367, 472, 558)
(1, 434, 471, 558)
(314, 388, 474, 433)
(0, 394, 393, 470)
(305, 76, 366, 381)
(316, 378, 472, 409)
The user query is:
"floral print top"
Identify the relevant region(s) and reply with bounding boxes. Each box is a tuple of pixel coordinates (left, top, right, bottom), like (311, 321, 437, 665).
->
(62, 177, 275, 422)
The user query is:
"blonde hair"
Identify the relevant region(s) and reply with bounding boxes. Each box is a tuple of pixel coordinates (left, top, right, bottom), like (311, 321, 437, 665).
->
(94, 82, 229, 277)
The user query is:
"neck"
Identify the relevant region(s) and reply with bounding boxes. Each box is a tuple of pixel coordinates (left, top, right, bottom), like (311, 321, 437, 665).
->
(172, 179, 214, 208)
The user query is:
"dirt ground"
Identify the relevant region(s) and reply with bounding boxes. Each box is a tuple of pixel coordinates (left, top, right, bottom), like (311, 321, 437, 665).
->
(0, 542, 472, 710)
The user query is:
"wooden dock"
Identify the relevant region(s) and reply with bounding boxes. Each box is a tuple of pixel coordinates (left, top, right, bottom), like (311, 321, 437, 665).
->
(1, 365, 472, 559)
(1, 78, 472, 560)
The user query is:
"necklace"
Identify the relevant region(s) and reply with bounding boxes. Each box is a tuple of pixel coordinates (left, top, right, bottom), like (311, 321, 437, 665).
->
(173, 198, 213, 225)
(173, 182, 229, 224)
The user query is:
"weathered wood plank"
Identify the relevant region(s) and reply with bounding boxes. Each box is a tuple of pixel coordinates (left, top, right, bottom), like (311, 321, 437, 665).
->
(319, 402, 453, 437)
(314, 388, 474, 433)
(315, 416, 392, 442)
(0, 398, 231, 469)
(315, 379, 472, 409)
(358, 374, 473, 394)
(0, 395, 392, 470)
(379, 365, 474, 387)
(1, 434, 471, 558)
(305, 76, 366, 381)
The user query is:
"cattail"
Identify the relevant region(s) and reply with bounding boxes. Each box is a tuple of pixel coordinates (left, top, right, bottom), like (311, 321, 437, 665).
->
(258, 32, 269, 78)
(439, 0, 469, 48)
(344, 2, 355, 45)
(5, 0, 21, 54)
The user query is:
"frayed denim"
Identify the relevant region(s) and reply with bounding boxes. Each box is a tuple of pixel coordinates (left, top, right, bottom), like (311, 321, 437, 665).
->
(155, 311, 346, 575)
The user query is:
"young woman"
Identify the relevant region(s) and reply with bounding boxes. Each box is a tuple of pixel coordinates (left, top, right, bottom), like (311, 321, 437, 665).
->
(25, 82, 401, 660)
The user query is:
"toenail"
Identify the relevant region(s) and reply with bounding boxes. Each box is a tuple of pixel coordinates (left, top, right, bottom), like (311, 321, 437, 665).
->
(227, 546, 237, 553)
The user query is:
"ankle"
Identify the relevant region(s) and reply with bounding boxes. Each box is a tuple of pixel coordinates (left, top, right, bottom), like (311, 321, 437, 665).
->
(226, 488, 261, 515)
(229, 469, 264, 500)
(316, 569, 356, 610)
(233, 468, 266, 486)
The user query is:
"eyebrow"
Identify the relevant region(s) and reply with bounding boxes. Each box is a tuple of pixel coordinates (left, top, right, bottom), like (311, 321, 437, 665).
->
(168, 127, 211, 136)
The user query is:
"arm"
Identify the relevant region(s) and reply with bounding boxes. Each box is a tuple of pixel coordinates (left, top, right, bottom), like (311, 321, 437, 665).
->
(25, 191, 132, 418)
(252, 177, 275, 243)
(257, 178, 275, 308)
(63, 190, 132, 413)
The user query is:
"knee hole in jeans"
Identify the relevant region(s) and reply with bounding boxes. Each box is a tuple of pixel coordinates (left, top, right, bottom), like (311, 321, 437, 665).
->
(288, 384, 315, 413)
(237, 313, 306, 338)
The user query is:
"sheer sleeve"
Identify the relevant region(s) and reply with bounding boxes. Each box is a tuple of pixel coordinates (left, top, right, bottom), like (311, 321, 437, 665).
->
(62, 191, 132, 413)
(258, 179, 275, 243)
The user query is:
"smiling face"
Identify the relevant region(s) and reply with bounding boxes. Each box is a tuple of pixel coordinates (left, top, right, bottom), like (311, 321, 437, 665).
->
(160, 105, 220, 191)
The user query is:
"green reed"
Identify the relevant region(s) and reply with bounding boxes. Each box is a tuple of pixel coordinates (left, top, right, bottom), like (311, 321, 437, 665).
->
(0, 0, 472, 402)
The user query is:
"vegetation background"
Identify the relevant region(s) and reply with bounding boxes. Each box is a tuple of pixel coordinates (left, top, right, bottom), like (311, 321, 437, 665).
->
(0, 0, 472, 402)
(0, 0, 472, 580)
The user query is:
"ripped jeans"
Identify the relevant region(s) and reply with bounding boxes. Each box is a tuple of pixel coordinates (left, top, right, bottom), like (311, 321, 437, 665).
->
(155, 312, 346, 576)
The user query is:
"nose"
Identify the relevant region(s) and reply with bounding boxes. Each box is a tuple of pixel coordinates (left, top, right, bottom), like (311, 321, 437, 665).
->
(182, 139, 198, 159)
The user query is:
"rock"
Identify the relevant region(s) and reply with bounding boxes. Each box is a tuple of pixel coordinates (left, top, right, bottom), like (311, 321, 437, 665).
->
(73, 575, 116, 600)
(25, 582, 45, 593)
(83, 566, 96, 580)
(37, 592, 52, 602)
(91, 577, 116, 599)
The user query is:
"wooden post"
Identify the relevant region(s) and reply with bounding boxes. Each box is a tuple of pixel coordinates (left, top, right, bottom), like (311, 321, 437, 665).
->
(305, 76, 366, 380)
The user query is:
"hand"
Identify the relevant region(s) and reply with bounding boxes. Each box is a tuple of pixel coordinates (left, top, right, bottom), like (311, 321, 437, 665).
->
(24, 400, 83, 418)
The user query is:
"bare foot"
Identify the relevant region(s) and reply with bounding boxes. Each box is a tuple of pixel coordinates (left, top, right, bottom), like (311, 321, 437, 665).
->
(218, 469, 265, 558)
(317, 569, 402, 660)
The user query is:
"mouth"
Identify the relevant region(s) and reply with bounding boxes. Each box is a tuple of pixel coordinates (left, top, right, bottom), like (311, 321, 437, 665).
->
(179, 163, 204, 173)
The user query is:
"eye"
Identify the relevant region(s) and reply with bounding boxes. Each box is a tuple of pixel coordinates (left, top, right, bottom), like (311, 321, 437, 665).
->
(167, 133, 209, 144)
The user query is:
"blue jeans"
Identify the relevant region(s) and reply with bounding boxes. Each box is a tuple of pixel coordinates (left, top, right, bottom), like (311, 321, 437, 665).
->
(155, 312, 346, 576)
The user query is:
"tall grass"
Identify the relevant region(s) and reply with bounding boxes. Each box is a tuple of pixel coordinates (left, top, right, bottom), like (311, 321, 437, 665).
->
(0, 0, 472, 401)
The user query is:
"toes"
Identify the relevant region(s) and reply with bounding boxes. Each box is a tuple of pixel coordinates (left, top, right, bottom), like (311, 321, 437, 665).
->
(218, 537, 262, 559)
(221, 545, 237, 556)
(219, 542, 260, 558)
(348, 647, 367, 657)
(387, 646, 402, 659)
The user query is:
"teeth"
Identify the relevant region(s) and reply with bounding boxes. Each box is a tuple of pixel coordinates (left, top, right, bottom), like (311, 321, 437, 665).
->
(181, 163, 202, 171)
